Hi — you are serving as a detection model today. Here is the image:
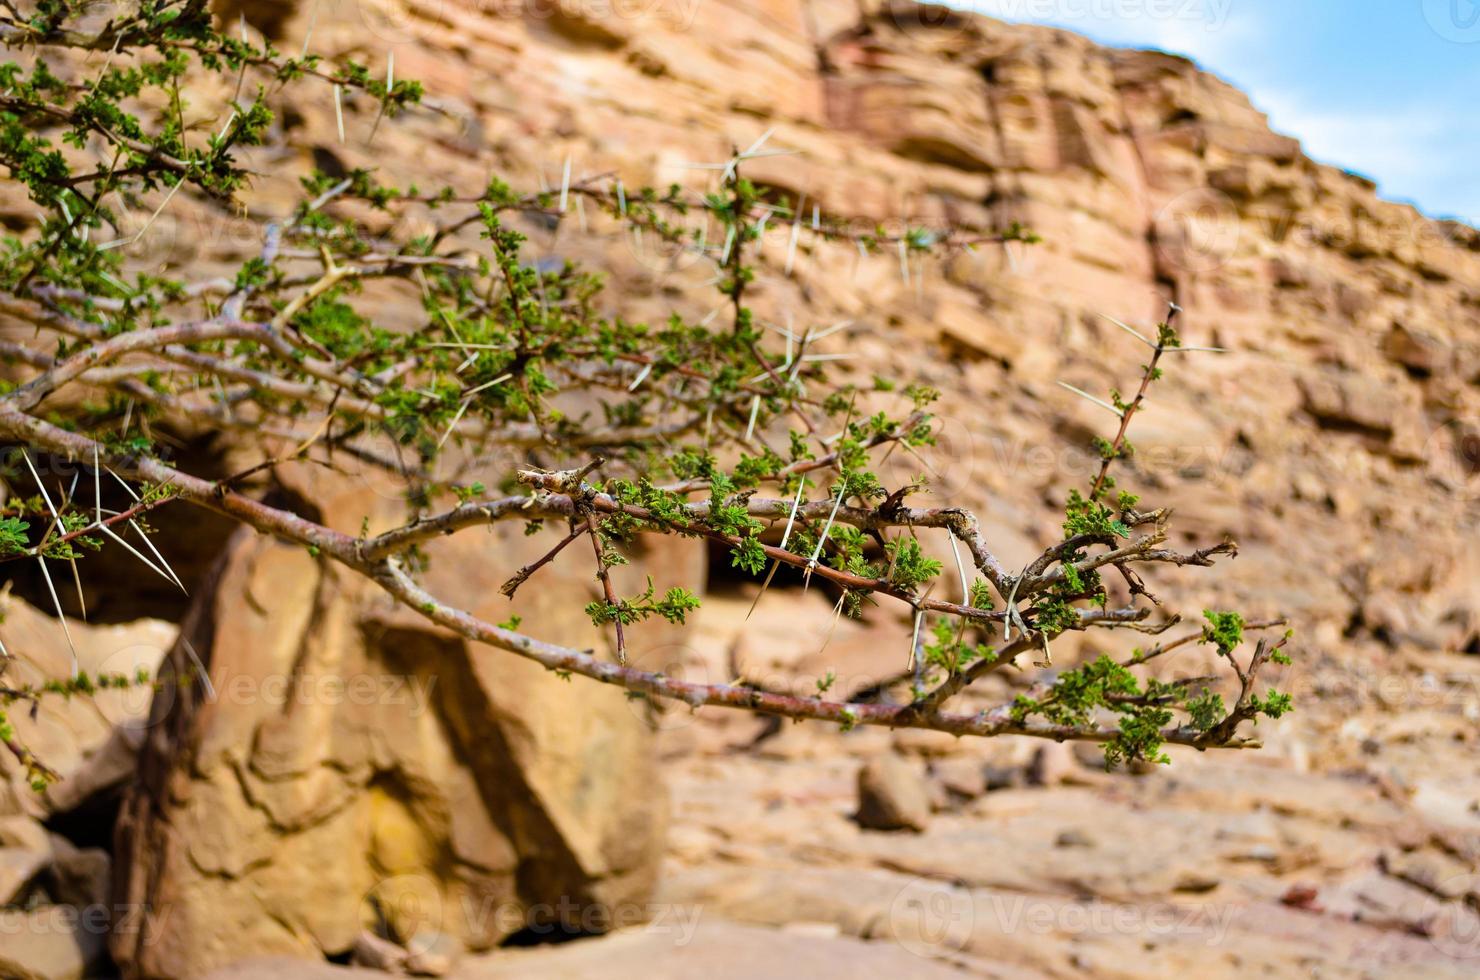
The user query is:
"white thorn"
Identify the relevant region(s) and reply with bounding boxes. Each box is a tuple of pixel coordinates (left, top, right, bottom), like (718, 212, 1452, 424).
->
(778, 477, 806, 550)
(181, 639, 215, 700)
(1057, 381, 1123, 418)
(785, 207, 803, 276)
(34, 557, 78, 677)
(741, 126, 776, 158)
(463, 372, 512, 396)
(436, 399, 472, 452)
(299, 0, 319, 58)
(909, 606, 923, 672)
(1100, 313, 1155, 349)
(627, 362, 654, 392)
(22, 451, 60, 521)
(807, 478, 848, 569)
(128, 520, 186, 593)
(106, 467, 140, 502)
(808, 319, 853, 341)
(949, 534, 970, 605)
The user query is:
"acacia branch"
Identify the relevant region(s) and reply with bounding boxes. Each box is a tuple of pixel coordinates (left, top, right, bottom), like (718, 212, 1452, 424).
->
(0, 408, 1262, 752)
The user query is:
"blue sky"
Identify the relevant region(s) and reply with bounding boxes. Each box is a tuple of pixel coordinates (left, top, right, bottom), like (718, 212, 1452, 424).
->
(959, 0, 1478, 224)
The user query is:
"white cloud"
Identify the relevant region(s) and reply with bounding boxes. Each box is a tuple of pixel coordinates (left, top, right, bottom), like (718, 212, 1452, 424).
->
(1254, 91, 1480, 222)
(964, 0, 1251, 66)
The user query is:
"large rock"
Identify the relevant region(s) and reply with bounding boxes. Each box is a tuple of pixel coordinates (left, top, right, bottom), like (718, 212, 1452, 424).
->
(0, 596, 174, 818)
(856, 753, 931, 832)
(0, 845, 47, 903)
(112, 466, 703, 978)
(0, 905, 109, 979)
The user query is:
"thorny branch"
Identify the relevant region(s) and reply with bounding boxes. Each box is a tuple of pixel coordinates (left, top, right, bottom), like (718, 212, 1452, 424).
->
(0, 4, 1296, 787)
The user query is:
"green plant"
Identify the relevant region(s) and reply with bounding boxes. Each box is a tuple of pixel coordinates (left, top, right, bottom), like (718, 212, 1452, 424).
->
(0, 0, 1292, 784)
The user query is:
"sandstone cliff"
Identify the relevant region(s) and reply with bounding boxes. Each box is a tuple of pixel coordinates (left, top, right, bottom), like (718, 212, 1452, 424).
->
(225, 0, 1476, 651)
(2, 2, 1477, 977)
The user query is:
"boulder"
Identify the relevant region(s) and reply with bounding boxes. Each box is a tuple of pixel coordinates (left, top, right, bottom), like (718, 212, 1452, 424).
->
(855, 753, 931, 832)
(47, 846, 111, 909)
(0, 905, 109, 980)
(111, 466, 703, 978)
(0, 596, 173, 817)
(0, 845, 47, 903)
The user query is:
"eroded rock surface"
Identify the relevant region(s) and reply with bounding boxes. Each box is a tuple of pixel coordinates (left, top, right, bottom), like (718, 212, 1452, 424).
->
(110, 469, 700, 977)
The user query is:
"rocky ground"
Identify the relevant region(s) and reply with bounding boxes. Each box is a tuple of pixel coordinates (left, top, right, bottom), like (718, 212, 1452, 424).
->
(6, 580, 1479, 977)
(1, 0, 1478, 977)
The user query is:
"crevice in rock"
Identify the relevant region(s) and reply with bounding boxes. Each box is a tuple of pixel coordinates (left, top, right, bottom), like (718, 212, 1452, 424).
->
(891, 136, 993, 173)
(1306, 413, 1393, 441)
(43, 783, 123, 853)
(367, 622, 608, 935)
(111, 529, 243, 972)
(499, 921, 598, 947)
(1106, 61, 1183, 312)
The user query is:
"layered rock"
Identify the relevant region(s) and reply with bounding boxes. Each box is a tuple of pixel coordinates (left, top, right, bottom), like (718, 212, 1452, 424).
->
(0, 595, 173, 979)
(182, 0, 1478, 666)
(2, 2, 1478, 977)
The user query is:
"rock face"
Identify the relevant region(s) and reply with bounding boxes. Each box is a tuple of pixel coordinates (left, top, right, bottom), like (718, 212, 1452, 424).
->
(0, 596, 172, 980)
(186, 0, 1477, 664)
(111, 468, 700, 978)
(0, 597, 174, 817)
(0, 905, 110, 980)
